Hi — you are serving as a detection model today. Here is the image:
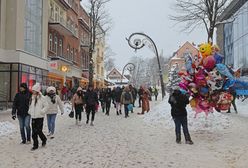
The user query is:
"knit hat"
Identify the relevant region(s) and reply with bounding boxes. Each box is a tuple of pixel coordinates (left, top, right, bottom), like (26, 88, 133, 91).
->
(32, 83, 41, 92)
(20, 83, 28, 90)
(46, 86, 56, 93)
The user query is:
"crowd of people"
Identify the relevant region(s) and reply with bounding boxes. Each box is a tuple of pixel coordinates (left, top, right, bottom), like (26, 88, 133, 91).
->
(11, 82, 161, 151)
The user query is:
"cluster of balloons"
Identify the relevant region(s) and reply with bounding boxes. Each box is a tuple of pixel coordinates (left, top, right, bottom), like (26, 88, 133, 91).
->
(177, 43, 244, 118)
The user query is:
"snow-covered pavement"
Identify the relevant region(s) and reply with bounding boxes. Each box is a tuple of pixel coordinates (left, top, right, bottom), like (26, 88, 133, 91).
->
(0, 96, 248, 168)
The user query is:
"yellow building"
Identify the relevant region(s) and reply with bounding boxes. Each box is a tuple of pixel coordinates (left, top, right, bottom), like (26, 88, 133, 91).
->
(93, 25, 105, 88)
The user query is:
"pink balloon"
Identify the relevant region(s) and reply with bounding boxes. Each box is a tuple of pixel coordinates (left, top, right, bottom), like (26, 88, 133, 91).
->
(203, 56, 216, 71)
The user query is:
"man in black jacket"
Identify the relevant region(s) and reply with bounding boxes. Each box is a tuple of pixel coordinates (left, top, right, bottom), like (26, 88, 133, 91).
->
(12, 83, 32, 144)
(84, 85, 98, 126)
(168, 89, 193, 145)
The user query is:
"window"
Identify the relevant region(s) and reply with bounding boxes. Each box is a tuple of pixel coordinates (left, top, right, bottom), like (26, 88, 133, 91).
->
(50, 2, 54, 19)
(55, 6, 59, 22)
(74, 49, 77, 62)
(70, 48, 73, 61)
(54, 35, 58, 54)
(67, 45, 70, 60)
(59, 39, 63, 56)
(49, 33, 53, 51)
(24, 0, 42, 57)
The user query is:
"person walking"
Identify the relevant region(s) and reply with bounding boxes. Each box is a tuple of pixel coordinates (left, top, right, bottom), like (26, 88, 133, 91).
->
(154, 87, 159, 101)
(12, 83, 32, 144)
(28, 83, 49, 150)
(105, 88, 112, 116)
(45, 86, 64, 139)
(138, 86, 144, 108)
(138, 86, 150, 115)
(84, 85, 98, 126)
(72, 87, 84, 125)
(168, 88, 193, 145)
(227, 86, 238, 113)
(99, 88, 106, 113)
(121, 86, 133, 118)
(114, 86, 122, 115)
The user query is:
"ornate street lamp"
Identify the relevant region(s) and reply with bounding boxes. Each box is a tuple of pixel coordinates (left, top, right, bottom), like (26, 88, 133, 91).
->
(121, 63, 135, 85)
(126, 32, 166, 98)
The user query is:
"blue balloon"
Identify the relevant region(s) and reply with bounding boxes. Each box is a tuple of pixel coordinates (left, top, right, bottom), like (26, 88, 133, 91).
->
(214, 53, 223, 64)
(216, 64, 234, 79)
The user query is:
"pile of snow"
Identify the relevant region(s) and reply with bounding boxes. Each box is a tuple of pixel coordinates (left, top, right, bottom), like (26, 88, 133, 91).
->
(0, 121, 16, 136)
(144, 99, 232, 131)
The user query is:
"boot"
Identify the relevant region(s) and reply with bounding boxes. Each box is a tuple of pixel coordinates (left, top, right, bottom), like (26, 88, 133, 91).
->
(185, 134, 194, 145)
(176, 134, 181, 144)
(90, 121, 94, 126)
(119, 110, 122, 115)
(116, 111, 119, 115)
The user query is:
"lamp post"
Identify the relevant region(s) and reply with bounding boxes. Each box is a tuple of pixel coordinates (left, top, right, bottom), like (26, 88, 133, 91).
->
(121, 63, 135, 85)
(126, 32, 166, 99)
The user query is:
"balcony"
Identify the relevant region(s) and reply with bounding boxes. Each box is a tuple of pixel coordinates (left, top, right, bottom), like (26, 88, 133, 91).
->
(49, 17, 78, 38)
(78, 17, 90, 32)
(59, 0, 71, 9)
(80, 38, 90, 48)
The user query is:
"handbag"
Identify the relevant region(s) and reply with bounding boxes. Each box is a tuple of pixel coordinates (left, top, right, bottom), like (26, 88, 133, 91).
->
(69, 110, 74, 118)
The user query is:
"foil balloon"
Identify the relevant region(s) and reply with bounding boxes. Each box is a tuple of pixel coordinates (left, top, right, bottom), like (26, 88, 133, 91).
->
(203, 55, 216, 71)
(199, 43, 212, 59)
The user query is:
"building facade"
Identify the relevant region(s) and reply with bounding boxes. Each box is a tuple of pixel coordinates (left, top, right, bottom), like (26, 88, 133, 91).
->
(217, 0, 248, 75)
(0, 0, 101, 103)
(92, 25, 105, 88)
(0, 0, 48, 102)
(47, 0, 90, 92)
(169, 41, 198, 72)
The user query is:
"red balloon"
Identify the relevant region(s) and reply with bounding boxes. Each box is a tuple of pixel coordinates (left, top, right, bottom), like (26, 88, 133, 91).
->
(203, 56, 216, 71)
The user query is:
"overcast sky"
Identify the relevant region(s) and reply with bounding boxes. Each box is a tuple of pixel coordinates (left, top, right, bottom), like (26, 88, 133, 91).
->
(82, 0, 208, 69)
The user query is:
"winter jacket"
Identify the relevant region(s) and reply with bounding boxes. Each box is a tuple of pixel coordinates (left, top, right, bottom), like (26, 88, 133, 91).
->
(45, 95, 64, 114)
(12, 91, 31, 116)
(115, 87, 122, 103)
(121, 91, 133, 105)
(85, 89, 98, 106)
(168, 90, 189, 118)
(28, 93, 49, 119)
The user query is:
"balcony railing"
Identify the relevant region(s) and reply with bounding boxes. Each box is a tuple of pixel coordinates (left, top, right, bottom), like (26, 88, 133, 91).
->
(49, 16, 78, 38)
(80, 38, 90, 47)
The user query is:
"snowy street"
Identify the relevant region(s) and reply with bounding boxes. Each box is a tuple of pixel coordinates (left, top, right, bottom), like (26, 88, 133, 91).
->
(0, 96, 248, 168)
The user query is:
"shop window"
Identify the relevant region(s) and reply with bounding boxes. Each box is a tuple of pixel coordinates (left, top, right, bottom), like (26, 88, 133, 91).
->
(11, 72, 18, 101)
(0, 72, 10, 101)
(12, 64, 19, 71)
(0, 64, 10, 71)
(49, 33, 53, 51)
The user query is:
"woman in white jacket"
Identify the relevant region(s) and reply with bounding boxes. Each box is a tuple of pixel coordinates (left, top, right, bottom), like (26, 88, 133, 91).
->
(45, 86, 64, 138)
(28, 83, 49, 151)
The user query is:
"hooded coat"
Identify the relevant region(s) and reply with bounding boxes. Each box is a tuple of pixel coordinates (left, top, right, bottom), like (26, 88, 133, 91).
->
(168, 90, 189, 118)
(12, 83, 32, 116)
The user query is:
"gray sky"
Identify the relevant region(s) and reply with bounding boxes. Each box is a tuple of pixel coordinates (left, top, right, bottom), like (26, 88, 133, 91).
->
(82, 0, 208, 69)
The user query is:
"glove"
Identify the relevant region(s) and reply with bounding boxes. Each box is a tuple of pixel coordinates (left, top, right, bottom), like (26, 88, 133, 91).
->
(12, 115, 16, 120)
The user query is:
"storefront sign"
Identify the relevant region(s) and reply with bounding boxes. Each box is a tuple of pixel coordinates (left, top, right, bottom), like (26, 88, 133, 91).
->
(48, 61, 58, 70)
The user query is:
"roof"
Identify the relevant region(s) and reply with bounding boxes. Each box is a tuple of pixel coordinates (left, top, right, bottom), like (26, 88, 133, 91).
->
(218, 0, 248, 21)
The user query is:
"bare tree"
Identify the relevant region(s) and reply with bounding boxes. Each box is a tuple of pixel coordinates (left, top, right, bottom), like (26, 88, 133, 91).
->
(104, 57, 115, 72)
(170, 0, 231, 42)
(83, 0, 111, 85)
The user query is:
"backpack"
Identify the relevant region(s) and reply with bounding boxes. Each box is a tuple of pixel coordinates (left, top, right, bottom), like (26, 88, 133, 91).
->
(124, 92, 131, 101)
